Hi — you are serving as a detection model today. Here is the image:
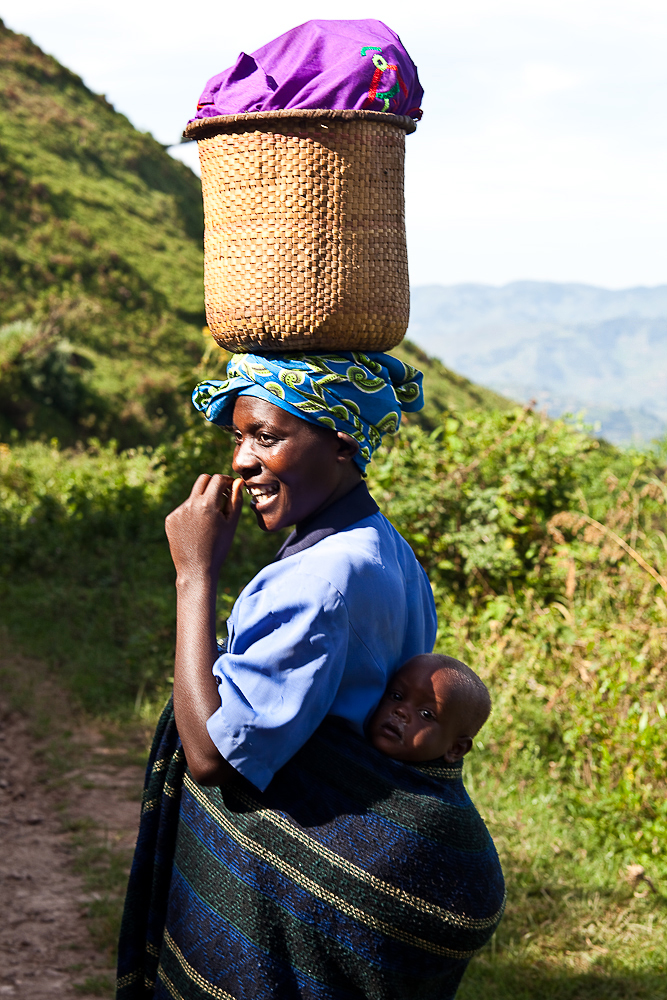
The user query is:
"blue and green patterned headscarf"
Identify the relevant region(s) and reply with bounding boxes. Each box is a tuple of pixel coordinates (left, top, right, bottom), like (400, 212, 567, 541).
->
(192, 351, 424, 472)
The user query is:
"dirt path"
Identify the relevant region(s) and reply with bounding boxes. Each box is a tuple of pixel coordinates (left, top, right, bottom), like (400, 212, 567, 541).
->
(0, 654, 146, 999)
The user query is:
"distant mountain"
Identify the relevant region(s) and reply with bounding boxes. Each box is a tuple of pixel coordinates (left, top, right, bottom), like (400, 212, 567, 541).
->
(408, 282, 667, 444)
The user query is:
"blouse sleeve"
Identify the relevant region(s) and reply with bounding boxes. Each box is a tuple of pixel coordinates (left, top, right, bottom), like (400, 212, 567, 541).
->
(206, 570, 349, 791)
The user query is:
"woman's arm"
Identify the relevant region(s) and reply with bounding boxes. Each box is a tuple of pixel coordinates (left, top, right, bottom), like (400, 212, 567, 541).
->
(165, 473, 244, 786)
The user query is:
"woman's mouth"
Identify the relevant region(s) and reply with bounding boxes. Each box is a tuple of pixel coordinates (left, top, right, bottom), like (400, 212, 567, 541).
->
(246, 483, 280, 511)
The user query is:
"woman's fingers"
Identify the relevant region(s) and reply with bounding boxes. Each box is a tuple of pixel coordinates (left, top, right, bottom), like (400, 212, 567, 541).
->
(165, 475, 245, 580)
(190, 474, 212, 497)
(204, 473, 235, 499)
(205, 474, 239, 515)
(165, 473, 243, 578)
(226, 477, 245, 524)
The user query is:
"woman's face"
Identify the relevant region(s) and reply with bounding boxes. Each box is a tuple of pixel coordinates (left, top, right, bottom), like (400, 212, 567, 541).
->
(231, 395, 359, 532)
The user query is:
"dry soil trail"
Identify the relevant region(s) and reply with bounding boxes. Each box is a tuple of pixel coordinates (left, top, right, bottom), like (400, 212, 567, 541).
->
(0, 653, 145, 999)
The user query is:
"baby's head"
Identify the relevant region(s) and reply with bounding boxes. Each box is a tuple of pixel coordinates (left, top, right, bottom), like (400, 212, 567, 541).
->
(368, 654, 491, 764)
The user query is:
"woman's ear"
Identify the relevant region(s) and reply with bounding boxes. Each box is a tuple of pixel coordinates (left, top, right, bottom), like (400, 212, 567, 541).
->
(442, 736, 473, 764)
(335, 431, 360, 464)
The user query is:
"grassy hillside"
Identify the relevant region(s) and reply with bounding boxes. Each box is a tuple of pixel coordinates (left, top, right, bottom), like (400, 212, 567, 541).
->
(0, 18, 205, 446)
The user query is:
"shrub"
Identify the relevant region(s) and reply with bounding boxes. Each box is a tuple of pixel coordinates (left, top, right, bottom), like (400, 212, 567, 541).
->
(368, 407, 594, 601)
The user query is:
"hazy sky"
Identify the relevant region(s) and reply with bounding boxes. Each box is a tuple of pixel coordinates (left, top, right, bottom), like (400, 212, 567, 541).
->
(3, 0, 666, 288)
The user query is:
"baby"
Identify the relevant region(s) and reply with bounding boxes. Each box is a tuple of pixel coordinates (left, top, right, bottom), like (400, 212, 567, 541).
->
(368, 654, 491, 763)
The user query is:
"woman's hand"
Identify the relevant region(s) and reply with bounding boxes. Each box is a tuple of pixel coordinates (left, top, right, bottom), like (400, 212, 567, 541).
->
(165, 474, 244, 582)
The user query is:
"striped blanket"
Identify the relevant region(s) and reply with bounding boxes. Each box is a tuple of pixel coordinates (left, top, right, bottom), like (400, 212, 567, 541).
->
(117, 699, 505, 1000)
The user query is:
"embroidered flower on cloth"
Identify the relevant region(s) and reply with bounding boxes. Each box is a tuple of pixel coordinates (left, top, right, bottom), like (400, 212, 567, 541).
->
(192, 19, 423, 122)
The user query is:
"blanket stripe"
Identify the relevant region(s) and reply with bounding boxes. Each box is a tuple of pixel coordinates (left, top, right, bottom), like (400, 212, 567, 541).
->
(228, 785, 497, 929)
(117, 699, 504, 1000)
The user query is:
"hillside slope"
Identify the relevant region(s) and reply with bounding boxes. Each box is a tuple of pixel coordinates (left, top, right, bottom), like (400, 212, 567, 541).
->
(391, 339, 512, 428)
(0, 19, 205, 445)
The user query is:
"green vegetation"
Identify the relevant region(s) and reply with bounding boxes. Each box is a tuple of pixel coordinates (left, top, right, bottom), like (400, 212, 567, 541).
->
(2, 414, 666, 994)
(0, 18, 204, 447)
(1, 19, 666, 998)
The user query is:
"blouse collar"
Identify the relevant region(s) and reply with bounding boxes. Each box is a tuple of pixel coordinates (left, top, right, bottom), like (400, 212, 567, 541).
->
(275, 482, 380, 561)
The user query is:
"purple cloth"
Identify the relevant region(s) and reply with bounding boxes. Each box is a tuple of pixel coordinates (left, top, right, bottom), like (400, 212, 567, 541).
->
(191, 19, 423, 122)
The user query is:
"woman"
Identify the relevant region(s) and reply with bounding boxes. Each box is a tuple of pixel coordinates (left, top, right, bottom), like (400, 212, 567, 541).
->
(117, 352, 505, 1000)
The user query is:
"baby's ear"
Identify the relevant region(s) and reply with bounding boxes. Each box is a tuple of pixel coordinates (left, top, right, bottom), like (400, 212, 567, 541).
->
(443, 736, 473, 764)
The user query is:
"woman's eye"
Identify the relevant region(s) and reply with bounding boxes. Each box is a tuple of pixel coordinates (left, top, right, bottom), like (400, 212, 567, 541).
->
(257, 433, 276, 445)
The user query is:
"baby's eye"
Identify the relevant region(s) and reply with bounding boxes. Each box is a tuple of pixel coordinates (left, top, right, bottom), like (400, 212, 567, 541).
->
(390, 691, 402, 701)
(420, 709, 434, 720)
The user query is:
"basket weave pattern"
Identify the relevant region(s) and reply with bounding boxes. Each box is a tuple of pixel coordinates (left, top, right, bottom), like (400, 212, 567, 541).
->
(196, 114, 411, 353)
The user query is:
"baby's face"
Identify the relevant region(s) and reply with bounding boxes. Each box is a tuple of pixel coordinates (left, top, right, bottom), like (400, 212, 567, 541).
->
(368, 656, 470, 763)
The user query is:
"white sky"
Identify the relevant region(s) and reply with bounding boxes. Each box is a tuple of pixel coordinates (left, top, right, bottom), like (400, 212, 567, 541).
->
(3, 0, 667, 288)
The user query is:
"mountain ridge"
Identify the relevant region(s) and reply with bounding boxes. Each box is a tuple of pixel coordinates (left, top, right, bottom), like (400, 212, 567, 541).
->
(408, 281, 667, 444)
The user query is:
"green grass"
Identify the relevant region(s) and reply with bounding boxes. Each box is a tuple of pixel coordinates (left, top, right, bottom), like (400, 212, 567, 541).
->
(70, 831, 135, 961)
(74, 974, 117, 997)
(457, 761, 667, 998)
(0, 18, 204, 446)
(0, 428, 280, 715)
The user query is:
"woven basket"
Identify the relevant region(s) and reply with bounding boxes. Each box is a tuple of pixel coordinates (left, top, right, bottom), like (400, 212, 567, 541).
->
(183, 109, 416, 354)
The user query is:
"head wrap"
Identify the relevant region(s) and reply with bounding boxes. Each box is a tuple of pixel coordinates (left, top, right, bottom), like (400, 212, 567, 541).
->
(192, 351, 424, 472)
(191, 19, 423, 122)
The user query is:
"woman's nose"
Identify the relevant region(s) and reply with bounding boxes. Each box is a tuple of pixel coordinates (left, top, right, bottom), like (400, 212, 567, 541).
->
(232, 436, 261, 476)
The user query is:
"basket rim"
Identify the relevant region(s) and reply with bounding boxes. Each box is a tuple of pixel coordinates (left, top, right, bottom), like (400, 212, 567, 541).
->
(183, 108, 417, 140)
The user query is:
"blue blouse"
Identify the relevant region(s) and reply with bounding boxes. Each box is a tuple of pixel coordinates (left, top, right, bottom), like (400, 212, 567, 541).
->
(206, 484, 437, 791)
